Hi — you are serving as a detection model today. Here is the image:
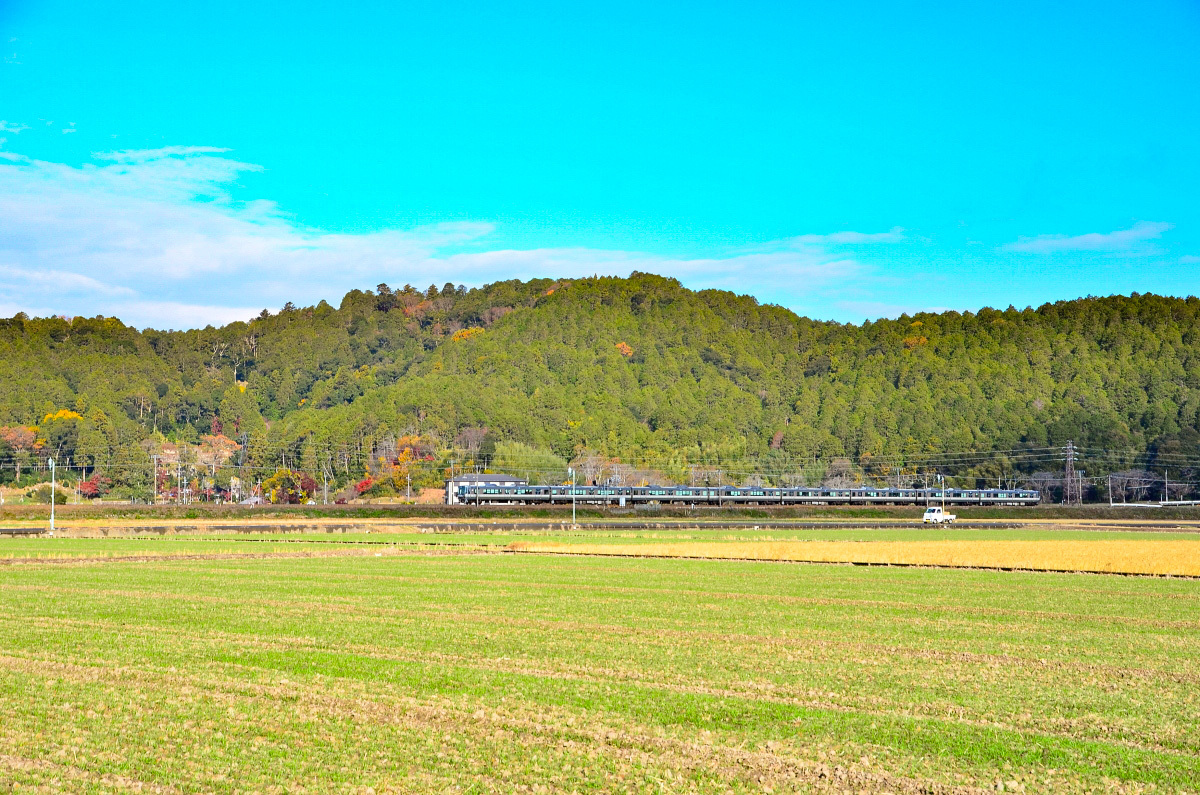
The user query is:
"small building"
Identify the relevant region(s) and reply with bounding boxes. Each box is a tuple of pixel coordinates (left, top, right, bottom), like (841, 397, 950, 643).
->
(445, 473, 528, 504)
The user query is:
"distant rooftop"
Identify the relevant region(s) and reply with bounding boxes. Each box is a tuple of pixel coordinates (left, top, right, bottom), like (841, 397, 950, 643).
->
(446, 473, 526, 483)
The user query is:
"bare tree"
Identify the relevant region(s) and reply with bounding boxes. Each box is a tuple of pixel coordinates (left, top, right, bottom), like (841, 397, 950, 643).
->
(455, 427, 488, 456)
(572, 451, 609, 485)
(239, 335, 258, 380)
(368, 437, 398, 477)
(822, 458, 856, 488)
(230, 346, 244, 382)
(209, 341, 229, 370)
(781, 471, 809, 487)
(1111, 469, 1187, 502)
(608, 462, 636, 487)
(1025, 471, 1060, 502)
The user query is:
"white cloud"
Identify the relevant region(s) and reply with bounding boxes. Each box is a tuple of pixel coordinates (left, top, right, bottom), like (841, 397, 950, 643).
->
(0, 146, 890, 328)
(1181, 255, 1200, 265)
(0, 121, 29, 134)
(1006, 221, 1172, 253)
(790, 227, 905, 245)
(0, 265, 135, 296)
(97, 145, 231, 163)
(99, 301, 263, 330)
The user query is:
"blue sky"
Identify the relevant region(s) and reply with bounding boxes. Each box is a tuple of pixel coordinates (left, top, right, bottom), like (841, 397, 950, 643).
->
(1, 0, 1198, 328)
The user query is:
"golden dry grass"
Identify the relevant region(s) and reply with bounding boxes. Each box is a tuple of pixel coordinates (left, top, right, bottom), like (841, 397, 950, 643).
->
(510, 538, 1200, 576)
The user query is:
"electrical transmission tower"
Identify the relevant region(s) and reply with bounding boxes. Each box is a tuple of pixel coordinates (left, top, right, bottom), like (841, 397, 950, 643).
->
(1063, 440, 1082, 505)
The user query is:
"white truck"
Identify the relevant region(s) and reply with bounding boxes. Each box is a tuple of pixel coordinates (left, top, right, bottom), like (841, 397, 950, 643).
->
(922, 505, 956, 524)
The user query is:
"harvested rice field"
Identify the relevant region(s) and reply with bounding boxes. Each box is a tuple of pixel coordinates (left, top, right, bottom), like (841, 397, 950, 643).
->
(1, 525, 1199, 792)
(7, 520, 1200, 575)
(511, 538, 1200, 576)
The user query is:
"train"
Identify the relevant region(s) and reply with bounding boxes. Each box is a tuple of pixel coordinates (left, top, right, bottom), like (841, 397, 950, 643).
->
(452, 483, 1041, 507)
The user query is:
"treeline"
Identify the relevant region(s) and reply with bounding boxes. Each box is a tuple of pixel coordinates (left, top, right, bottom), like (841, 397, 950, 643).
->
(1, 273, 1198, 501)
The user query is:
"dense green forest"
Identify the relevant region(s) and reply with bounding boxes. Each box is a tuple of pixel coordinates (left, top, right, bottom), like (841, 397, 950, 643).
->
(2, 273, 1198, 502)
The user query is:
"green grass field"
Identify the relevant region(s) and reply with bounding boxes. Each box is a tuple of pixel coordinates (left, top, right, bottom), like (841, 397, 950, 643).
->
(1, 534, 1199, 792)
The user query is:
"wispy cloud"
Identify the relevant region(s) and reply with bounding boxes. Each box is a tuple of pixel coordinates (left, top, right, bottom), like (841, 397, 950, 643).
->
(0, 121, 29, 135)
(790, 227, 906, 245)
(1181, 255, 1200, 265)
(98, 145, 231, 163)
(99, 300, 265, 330)
(0, 265, 135, 296)
(0, 146, 887, 328)
(1006, 221, 1172, 253)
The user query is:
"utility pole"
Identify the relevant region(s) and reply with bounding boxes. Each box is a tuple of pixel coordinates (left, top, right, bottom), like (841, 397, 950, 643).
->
(1063, 441, 1081, 505)
(48, 458, 56, 533)
(1109, 473, 1113, 507)
(151, 455, 159, 505)
(569, 466, 576, 526)
(1164, 470, 1169, 505)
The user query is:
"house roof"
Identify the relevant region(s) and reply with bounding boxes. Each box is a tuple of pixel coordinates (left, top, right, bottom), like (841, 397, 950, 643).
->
(446, 473, 527, 483)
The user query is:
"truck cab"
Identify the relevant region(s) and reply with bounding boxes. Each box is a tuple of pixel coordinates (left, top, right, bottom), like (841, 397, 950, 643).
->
(922, 506, 956, 524)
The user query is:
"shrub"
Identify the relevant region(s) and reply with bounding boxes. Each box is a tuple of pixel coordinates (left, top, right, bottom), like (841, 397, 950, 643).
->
(26, 484, 73, 504)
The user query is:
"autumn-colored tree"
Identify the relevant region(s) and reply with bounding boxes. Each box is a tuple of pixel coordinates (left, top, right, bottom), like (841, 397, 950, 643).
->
(261, 468, 317, 504)
(0, 426, 37, 482)
(78, 473, 112, 499)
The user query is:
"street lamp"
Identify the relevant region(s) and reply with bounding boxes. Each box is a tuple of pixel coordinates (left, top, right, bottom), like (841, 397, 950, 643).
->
(48, 458, 56, 534)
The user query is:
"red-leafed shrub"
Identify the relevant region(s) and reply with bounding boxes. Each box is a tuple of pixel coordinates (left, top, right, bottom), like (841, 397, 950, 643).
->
(78, 474, 112, 499)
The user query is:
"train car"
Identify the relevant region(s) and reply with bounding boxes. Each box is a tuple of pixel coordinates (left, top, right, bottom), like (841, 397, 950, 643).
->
(453, 483, 1041, 506)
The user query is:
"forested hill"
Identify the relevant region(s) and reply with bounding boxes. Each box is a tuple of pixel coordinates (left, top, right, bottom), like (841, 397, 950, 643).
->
(2, 273, 1199, 498)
